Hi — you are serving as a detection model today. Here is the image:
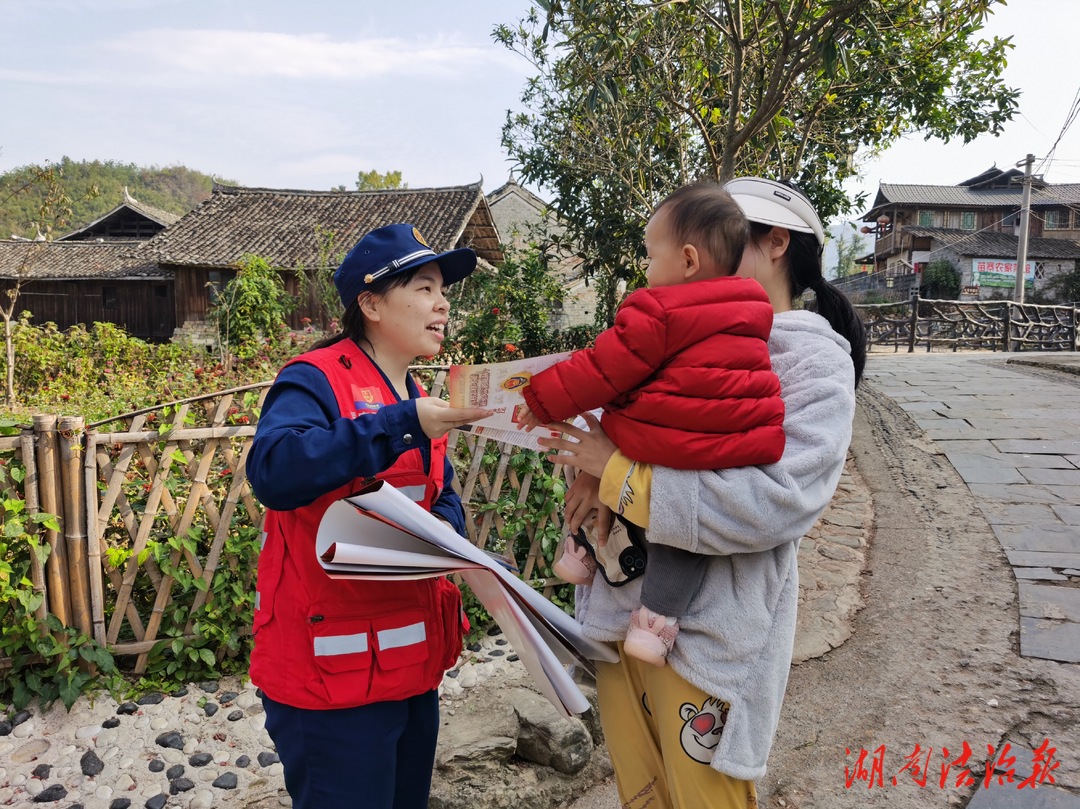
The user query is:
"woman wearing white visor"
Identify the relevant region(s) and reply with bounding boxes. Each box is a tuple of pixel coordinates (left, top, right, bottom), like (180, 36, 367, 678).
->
(540, 178, 866, 808)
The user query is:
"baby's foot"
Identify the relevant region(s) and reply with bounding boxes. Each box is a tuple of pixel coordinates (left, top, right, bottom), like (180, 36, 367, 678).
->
(624, 607, 679, 667)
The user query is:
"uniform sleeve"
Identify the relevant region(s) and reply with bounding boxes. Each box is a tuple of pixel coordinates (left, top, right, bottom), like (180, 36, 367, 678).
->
(430, 456, 467, 536)
(247, 363, 428, 511)
(522, 290, 669, 424)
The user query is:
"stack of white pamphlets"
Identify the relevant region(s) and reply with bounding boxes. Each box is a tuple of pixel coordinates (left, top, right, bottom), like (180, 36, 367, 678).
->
(316, 479, 619, 717)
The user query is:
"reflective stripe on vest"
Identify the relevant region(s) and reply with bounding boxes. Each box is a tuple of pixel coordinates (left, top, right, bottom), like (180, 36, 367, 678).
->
(397, 485, 426, 502)
(314, 632, 369, 657)
(378, 621, 426, 650)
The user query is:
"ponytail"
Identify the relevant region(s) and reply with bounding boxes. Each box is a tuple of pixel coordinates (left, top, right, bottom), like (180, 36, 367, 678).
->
(309, 300, 364, 352)
(763, 224, 866, 387)
(812, 280, 866, 387)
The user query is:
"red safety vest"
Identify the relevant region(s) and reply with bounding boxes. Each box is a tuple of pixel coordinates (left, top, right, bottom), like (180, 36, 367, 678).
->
(249, 338, 464, 710)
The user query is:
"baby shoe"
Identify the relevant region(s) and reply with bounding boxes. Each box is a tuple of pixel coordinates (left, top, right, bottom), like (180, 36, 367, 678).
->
(624, 607, 680, 667)
(553, 537, 597, 585)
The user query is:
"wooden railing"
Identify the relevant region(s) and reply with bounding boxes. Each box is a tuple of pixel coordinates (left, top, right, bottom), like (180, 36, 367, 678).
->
(856, 293, 1079, 353)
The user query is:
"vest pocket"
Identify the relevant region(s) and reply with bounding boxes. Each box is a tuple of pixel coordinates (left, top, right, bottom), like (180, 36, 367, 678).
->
(309, 615, 374, 703)
(371, 610, 430, 671)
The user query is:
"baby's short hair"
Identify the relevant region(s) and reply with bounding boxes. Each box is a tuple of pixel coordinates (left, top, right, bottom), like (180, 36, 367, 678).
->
(654, 182, 749, 273)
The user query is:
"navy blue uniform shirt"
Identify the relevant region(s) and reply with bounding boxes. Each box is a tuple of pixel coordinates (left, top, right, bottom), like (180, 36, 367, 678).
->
(247, 358, 467, 536)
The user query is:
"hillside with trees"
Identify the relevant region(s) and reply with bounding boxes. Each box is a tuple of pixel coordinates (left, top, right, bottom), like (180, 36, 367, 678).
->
(0, 157, 227, 239)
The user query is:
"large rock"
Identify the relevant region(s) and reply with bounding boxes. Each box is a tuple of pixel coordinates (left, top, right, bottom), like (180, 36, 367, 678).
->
(429, 677, 612, 809)
(508, 688, 592, 775)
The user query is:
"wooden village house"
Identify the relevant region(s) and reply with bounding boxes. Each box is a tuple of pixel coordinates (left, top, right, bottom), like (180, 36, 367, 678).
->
(58, 188, 181, 242)
(1, 182, 503, 343)
(0, 191, 178, 341)
(0, 240, 174, 340)
(847, 165, 1080, 301)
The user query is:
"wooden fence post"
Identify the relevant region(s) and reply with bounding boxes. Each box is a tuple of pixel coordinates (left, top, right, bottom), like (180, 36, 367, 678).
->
(907, 291, 919, 353)
(57, 416, 93, 639)
(84, 428, 107, 646)
(19, 427, 49, 622)
(34, 414, 71, 626)
(1003, 303, 1012, 352)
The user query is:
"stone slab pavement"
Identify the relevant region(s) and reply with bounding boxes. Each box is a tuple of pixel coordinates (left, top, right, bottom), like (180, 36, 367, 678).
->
(865, 350, 1080, 666)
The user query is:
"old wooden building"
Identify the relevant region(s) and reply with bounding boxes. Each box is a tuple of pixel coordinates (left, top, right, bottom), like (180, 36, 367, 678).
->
(139, 181, 504, 335)
(855, 165, 1080, 300)
(0, 240, 174, 340)
(57, 188, 181, 242)
(2, 182, 504, 342)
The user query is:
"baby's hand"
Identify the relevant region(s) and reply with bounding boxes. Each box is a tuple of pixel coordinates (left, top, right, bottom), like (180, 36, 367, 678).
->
(516, 404, 544, 432)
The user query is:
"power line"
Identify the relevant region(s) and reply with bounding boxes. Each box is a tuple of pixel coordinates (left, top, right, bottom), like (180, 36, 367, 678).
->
(1037, 87, 1080, 174)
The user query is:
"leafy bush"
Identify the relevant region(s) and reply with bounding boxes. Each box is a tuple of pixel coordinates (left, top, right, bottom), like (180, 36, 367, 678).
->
(0, 313, 318, 423)
(445, 226, 598, 363)
(207, 254, 297, 365)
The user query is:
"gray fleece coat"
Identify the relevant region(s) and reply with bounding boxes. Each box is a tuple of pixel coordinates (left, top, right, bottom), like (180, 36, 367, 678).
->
(576, 309, 857, 781)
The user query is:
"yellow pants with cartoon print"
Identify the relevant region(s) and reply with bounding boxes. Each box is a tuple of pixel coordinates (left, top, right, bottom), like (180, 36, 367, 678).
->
(596, 646, 758, 809)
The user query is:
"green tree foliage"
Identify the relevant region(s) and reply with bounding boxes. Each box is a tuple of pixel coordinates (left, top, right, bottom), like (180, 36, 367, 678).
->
(356, 169, 407, 191)
(920, 260, 961, 299)
(207, 254, 297, 365)
(831, 229, 868, 279)
(444, 221, 597, 363)
(0, 157, 223, 239)
(496, 0, 1018, 323)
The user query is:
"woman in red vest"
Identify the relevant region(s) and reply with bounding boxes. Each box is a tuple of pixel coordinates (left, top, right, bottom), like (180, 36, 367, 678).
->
(247, 224, 492, 809)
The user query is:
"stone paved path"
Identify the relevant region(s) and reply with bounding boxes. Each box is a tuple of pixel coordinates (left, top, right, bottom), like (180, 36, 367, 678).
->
(865, 351, 1080, 666)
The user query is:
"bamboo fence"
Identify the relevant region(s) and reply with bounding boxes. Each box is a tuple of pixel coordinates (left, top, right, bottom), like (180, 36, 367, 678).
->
(1, 373, 576, 675)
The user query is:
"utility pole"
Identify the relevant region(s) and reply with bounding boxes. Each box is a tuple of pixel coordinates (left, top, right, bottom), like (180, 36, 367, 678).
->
(1014, 153, 1034, 304)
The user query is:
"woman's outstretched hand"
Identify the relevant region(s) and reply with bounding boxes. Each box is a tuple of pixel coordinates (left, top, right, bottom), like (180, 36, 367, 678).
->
(416, 398, 493, 439)
(538, 411, 617, 480)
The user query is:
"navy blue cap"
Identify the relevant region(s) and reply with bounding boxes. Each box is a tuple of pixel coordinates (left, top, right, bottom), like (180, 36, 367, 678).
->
(333, 223, 477, 308)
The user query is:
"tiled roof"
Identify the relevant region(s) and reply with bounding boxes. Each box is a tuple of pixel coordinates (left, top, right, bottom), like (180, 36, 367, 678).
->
(0, 240, 169, 280)
(866, 182, 1080, 216)
(124, 196, 182, 226)
(904, 227, 1080, 260)
(139, 182, 502, 269)
(57, 192, 181, 241)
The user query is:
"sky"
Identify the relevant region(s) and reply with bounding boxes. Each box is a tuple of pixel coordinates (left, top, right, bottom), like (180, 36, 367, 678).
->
(3, 0, 1079, 234)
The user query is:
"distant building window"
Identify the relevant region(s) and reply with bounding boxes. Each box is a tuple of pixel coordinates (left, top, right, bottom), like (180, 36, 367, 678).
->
(1045, 209, 1070, 230)
(961, 212, 975, 230)
(207, 270, 230, 303)
(102, 286, 118, 309)
(917, 210, 940, 227)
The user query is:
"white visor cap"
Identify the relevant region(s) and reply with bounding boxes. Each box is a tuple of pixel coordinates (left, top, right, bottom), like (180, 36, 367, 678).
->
(725, 177, 825, 248)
